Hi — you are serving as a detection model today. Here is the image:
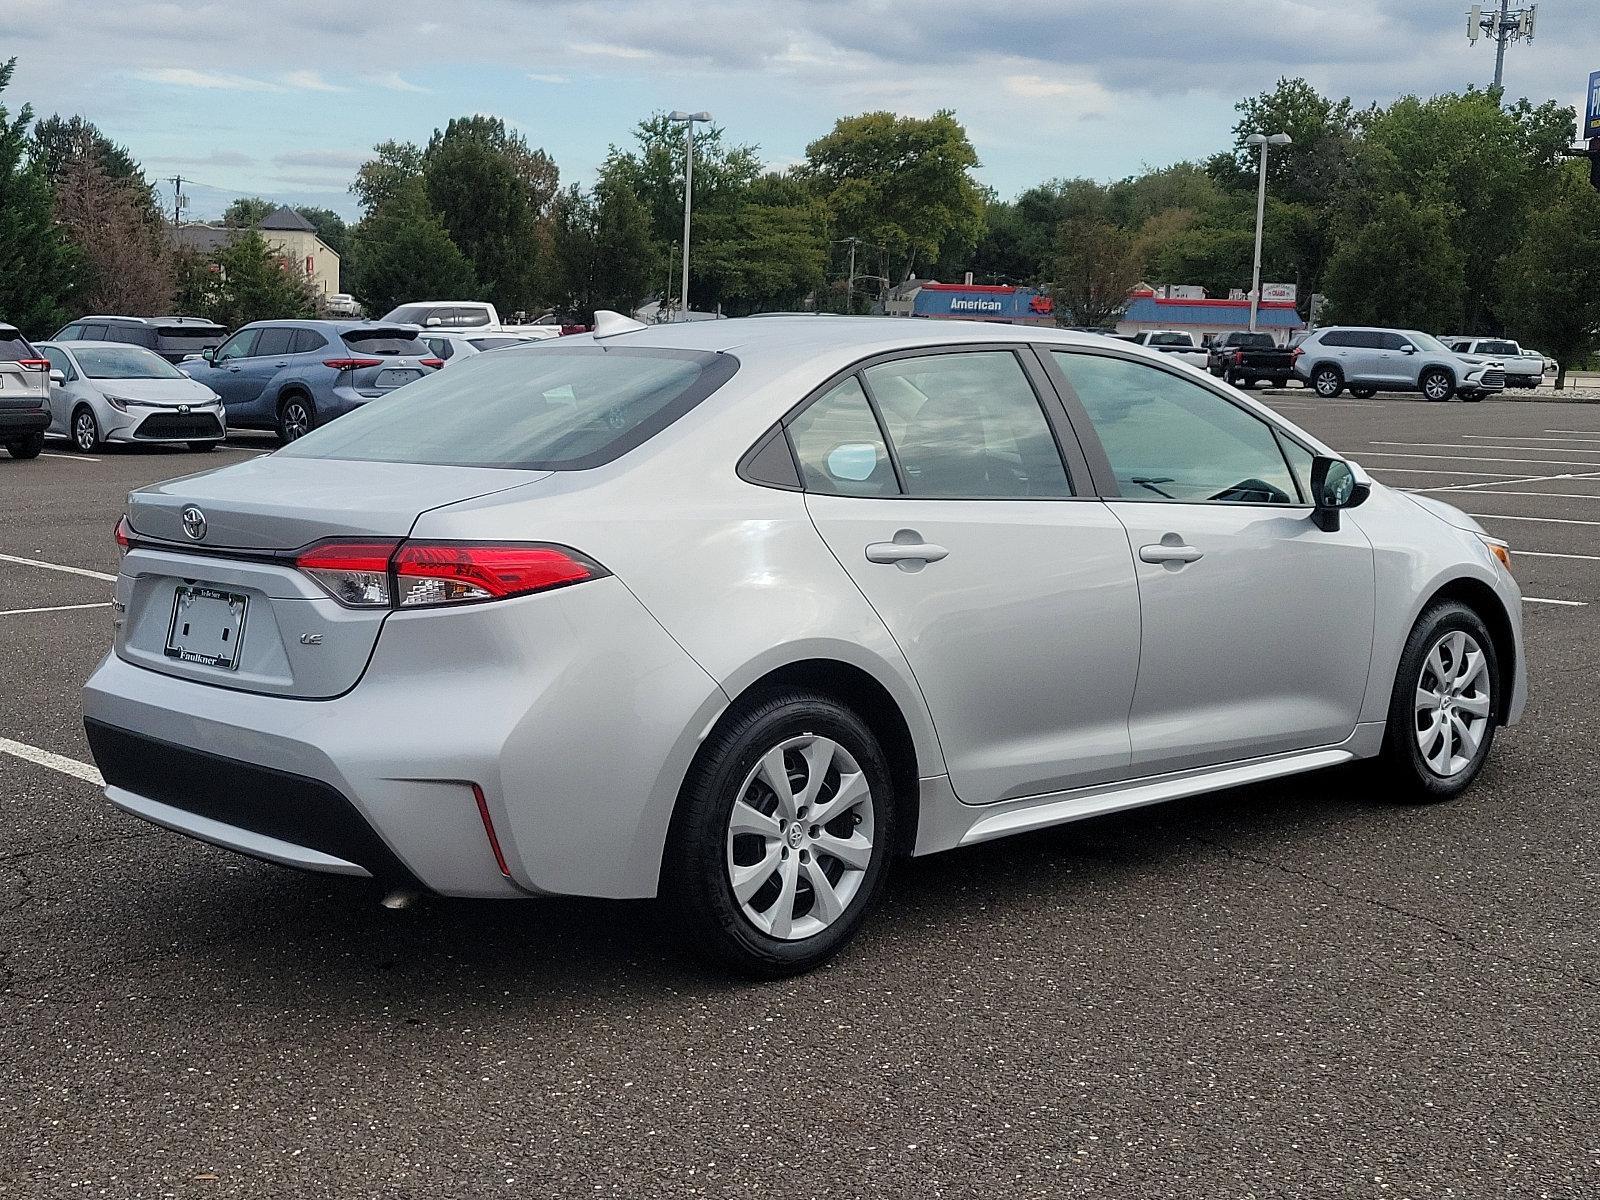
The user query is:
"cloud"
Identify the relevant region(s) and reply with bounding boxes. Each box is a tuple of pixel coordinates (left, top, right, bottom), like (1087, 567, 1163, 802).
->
(527, 73, 571, 85)
(569, 42, 655, 61)
(282, 70, 348, 93)
(273, 149, 366, 171)
(132, 68, 282, 92)
(366, 71, 431, 94)
(147, 150, 257, 168)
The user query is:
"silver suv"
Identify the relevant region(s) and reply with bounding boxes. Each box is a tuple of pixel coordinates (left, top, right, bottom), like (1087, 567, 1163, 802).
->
(1293, 327, 1504, 402)
(1, 322, 52, 459)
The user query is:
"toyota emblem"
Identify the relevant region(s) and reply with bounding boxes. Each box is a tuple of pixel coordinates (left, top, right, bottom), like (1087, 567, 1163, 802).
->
(181, 506, 207, 541)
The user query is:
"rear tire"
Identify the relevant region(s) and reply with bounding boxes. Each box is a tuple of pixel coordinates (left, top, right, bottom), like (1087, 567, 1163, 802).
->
(1311, 365, 1344, 398)
(1462, 391, 1485, 403)
(276, 393, 316, 444)
(1420, 368, 1455, 402)
(71, 405, 100, 453)
(5, 431, 44, 459)
(1349, 386, 1377, 399)
(663, 689, 896, 978)
(1378, 602, 1499, 804)
(188, 441, 218, 451)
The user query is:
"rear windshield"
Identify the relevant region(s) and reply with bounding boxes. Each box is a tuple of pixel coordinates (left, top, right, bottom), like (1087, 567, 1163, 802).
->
(73, 345, 183, 379)
(468, 336, 526, 350)
(342, 329, 426, 356)
(0, 334, 36, 361)
(1230, 333, 1275, 347)
(279, 346, 738, 471)
(155, 325, 226, 344)
(1476, 340, 1518, 355)
(1148, 333, 1193, 346)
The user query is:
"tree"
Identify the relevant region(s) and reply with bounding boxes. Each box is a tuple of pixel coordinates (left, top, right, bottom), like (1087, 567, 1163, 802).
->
(803, 110, 984, 280)
(347, 179, 476, 317)
(222, 196, 276, 227)
(1050, 217, 1141, 328)
(700, 192, 828, 314)
(1500, 167, 1600, 389)
(32, 114, 158, 221)
(549, 180, 655, 320)
(292, 206, 348, 257)
(52, 151, 173, 314)
(352, 139, 425, 217)
(1323, 195, 1465, 331)
(208, 230, 317, 328)
(0, 58, 79, 336)
(600, 114, 763, 253)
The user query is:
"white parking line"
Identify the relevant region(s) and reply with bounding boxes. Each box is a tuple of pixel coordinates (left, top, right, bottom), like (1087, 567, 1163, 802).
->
(39, 452, 99, 463)
(1467, 513, 1600, 527)
(1464, 434, 1600, 444)
(1369, 468, 1525, 479)
(1449, 490, 1600, 501)
(1516, 550, 1600, 562)
(0, 602, 111, 617)
(1361, 452, 1600, 468)
(1415, 470, 1600, 493)
(0, 553, 117, 582)
(0, 737, 103, 785)
(1544, 429, 1600, 435)
(1372, 441, 1600, 455)
(1523, 597, 1589, 607)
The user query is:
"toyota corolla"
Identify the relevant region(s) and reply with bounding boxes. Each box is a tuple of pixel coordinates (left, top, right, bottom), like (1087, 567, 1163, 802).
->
(84, 315, 1526, 976)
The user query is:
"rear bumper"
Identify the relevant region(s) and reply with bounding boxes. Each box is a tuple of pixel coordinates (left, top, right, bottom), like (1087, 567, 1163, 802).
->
(0, 409, 49, 435)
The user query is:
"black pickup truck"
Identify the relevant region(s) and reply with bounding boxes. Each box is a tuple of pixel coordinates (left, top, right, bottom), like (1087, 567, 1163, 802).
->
(1206, 332, 1296, 389)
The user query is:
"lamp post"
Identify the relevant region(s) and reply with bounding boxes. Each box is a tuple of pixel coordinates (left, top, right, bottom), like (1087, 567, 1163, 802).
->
(668, 110, 712, 320)
(1245, 131, 1292, 333)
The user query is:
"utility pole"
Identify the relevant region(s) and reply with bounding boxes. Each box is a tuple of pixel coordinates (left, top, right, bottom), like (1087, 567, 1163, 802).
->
(845, 238, 858, 313)
(1245, 132, 1292, 334)
(168, 175, 185, 227)
(667, 111, 711, 320)
(1466, 3, 1537, 92)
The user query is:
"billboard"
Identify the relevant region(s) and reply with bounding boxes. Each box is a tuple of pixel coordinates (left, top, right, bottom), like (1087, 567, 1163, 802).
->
(1261, 283, 1297, 303)
(1588, 70, 1600, 139)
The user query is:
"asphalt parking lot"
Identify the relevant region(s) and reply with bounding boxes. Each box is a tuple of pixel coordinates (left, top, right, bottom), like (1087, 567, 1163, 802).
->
(1, 398, 1596, 1199)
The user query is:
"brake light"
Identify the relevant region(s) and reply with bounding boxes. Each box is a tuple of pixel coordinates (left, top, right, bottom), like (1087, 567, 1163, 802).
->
(419, 357, 444, 369)
(1232, 350, 1245, 366)
(294, 540, 400, 607)
(292, 540, 606, 609)
(16, 358, 50, 371)
(114, 517, 131, 553)
(321, 357, 384, 370)
(393, 542, 603, 608)
(1291, 346, 1303, 360)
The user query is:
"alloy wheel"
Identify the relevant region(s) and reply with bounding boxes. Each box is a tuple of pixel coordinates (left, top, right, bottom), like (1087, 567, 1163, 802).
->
(282, 402, 311, 441)
(1414, 630, 1492, 777)
(725, 734, 876, 941)
(74, 411, 96, 451)
(1314, 369, 1340, 397)
(1423, 373, 1450, 401)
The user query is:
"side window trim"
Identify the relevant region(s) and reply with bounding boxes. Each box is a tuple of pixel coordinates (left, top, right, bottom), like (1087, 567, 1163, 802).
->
(1041, 344, 1313, 506)
(851, 368, 909, 495)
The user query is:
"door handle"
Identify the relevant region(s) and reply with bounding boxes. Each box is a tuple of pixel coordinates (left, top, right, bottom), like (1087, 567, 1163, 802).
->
(1139, 543, 1203, 564)
(866, 539, 949, 565)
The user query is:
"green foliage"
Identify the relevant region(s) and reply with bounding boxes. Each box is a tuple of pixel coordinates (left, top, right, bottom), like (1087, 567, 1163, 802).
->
(1323, 195, 1465, 331)
(352, 140, 424, 217)
(205, 231, 317, 328)
(0, 59, 79, 336)
(1500, 165, 1600, 387)
(1050, 217, 1142, 328)
(32, 114, 160, 224)
(221, 196, 276, 227)
(803, 110, 984, 280)
(348, 179, 476, 317)
(703, 199, 829, 315)
(549, 181, 655, 320)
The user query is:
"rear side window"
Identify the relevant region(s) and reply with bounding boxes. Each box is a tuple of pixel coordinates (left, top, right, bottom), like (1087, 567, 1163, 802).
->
(107, 324, 153, 346)
(77, 324, 107, 340)
(787, 377, 898, 497)
(864, 352, 1071, 499)
(424, 336, 453, 359)
(342, 330, 425, 356)
(54, 325, 81, 341)
(1319, 331, 1357, 348)
(0, 334, 36, 360)
(279, 346, 738, 471)
(291, 329, 328, 353)
(449, 307, 491, 328)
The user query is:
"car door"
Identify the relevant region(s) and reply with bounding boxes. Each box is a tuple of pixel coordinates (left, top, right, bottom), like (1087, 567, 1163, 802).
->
(236, 327, 297, 417)
(796, 347, 1142, 804)
(38, 345, 77, 436)
(1046, 348, 1375, 776)
(1375, 332, 1417, 387)
(206, 328, 262, 412)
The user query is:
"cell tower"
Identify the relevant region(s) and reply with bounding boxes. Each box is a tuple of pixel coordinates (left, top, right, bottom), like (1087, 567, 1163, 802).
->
(1466, 3, 1537, 92)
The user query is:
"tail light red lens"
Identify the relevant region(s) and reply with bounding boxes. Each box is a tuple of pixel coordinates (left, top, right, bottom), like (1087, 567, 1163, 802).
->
(293, 540, 605, 609)
(114, 516, 131, 553)
(1291, 346, 1304, 360)
(1232, 350, 1245, 366)
(321, 357, 384, 371)
(419, 357, 444, 369)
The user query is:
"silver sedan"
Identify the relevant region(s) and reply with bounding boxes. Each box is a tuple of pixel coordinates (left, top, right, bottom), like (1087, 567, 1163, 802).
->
(38, 341, 225, 451)
(83, 316, 1526, 976)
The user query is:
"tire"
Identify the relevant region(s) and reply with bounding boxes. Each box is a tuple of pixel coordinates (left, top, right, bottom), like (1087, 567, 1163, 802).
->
(1238, 377, 1256, 390)
(1462, 391, 1485, 404)
(188, 441, 218, 451)
(663, 688, 897, 977)
(276, 393, 316, 444)
(1377, 601, 1499, 804)
(5, 431, 44, 460)
(1348, 386, 1377, 399)
(1420, 368, 1455, 402)
(1311, 364, 1344, 398)
(71, 405, 101, 453)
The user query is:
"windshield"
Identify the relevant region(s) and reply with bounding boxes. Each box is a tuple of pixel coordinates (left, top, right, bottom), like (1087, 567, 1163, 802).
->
(72, 345, 183, 379)
(1409, 332, 1448, 353)
(1476, 340, 1518, 355)
(280, 345, 739, 470)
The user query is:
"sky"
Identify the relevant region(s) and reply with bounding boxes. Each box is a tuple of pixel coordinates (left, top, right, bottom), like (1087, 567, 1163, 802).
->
(2, 0, 1594, 222)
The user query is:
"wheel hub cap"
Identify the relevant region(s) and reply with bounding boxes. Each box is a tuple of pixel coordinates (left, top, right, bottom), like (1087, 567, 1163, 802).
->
(1414, 630, 1491, 778)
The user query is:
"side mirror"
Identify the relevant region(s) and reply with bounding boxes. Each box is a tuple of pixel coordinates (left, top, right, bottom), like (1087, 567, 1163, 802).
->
(425, 316, 443, 327)
(1309, 456, 1370, 532)
(201, 348, 216, 363)
(49, 369, 64, 385)
(1398, 343, 1417, 354)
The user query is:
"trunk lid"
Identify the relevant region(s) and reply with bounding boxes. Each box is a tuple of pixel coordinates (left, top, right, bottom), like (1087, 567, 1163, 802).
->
(116, 458, 547, 698)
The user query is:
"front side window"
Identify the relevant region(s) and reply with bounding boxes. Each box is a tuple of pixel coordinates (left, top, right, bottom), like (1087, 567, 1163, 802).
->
(214, 328, 259, 363)
(41, 346, 73, 378)
(864, 351, 1071, 499)
(1052, 352, 1299, 505)
(254, 328, 296, 358)
(279, 346, 737, 471)
(787, 377, 898, 497)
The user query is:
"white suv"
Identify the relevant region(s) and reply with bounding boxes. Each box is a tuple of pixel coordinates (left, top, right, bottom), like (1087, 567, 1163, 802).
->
(1294, 327, 1505, 402)
(0, 322, 52, 459)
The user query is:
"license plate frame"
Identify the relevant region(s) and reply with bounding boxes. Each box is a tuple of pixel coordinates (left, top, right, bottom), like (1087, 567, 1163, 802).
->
(164, 585, 249, 670)
(376, 367, 422, 389)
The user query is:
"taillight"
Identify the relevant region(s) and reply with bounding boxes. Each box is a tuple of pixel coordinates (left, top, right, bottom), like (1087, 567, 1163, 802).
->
(321, 357, 384, 371)
(419, 357, 444, 369)
(293, 540, 605, 609)
(1291, 346, 1304, 360)
(294, 540, 400, 607)
(393, 542, 603, 608)
(16, 358, 50, 371)
(1232, 350, 1245, 366)
(114, 517, 131, 553)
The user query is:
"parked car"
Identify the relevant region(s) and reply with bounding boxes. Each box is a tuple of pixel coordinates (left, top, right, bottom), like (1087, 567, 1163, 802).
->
(37, 341, 225, 452)
(179, 320, 442, 443)
(420, 330, 546, 365)
(379, 300, 561, 339)
(323, 294, 362, 317)
(1121, 330, 1209, 370)
(1207, 331, 1297, 389)
(1293, 327, 1505, 401)
(52, 315, 228, 365)
(0, 321, 51, 459)
(1445, 338, 1543, 389)
(87, 316, 1526, 977)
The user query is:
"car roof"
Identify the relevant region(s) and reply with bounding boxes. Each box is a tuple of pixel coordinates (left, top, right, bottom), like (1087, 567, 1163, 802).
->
(43, 340, 161, 351)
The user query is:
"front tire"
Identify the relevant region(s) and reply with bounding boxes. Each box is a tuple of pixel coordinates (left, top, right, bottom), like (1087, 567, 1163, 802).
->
(188, 441, 218, 451)
(1312, 365, 1344, 398)
(5, 431, 44, 459)
(1378, 602, 1499, 804)
(1420, 368, 1455, 402)
(276, 393, 316, 444)
(664, 689, 896, 977)
(71, 406, 100, 453)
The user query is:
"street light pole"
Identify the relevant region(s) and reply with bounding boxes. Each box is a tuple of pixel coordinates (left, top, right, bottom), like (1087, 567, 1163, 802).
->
(1246, 131, 1292, 334)
(668, 110, 712, 320)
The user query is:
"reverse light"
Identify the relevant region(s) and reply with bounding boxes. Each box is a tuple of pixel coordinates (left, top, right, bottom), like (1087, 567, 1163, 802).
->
(1477, 534, 1513, 574)
(294, 540, 400, 607)
(322, 357, 384, 371)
